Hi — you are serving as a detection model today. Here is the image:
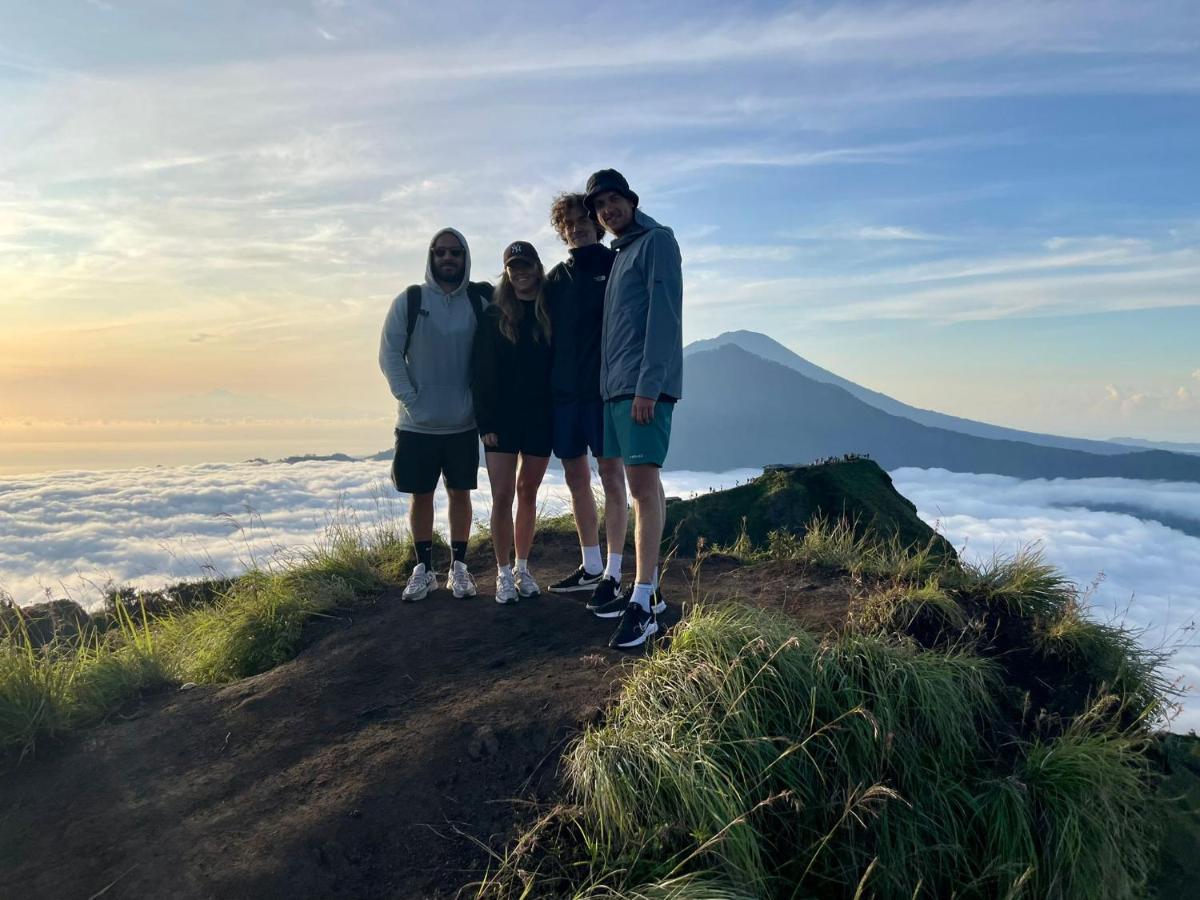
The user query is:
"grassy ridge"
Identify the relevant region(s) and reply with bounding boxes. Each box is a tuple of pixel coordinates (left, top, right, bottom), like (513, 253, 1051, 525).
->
(0, 516, 416, 762)
(478, 524, 1176, 900)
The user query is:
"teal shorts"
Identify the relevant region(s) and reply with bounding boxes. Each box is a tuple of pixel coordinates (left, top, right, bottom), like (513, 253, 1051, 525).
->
(603, 399, 673, 467)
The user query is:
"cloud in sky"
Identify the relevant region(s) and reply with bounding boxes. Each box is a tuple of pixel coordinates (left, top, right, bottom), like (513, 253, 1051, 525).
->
(0, 0, 1198, 443)
(1, 459, 1197, 728)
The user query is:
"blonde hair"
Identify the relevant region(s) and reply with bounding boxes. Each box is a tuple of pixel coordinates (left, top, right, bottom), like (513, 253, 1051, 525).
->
(494, 261, 552, 345)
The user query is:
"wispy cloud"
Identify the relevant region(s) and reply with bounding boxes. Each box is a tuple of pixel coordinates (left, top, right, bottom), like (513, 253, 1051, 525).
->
(1, 0, 1197, 441)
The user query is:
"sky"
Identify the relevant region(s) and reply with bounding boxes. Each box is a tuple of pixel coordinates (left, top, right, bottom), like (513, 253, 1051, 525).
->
(1, 0, 1199, 472)
(2, 459, 1196, 729)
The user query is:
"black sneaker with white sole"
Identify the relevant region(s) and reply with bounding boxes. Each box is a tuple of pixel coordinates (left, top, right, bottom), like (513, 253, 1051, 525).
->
(608, 602, 658, 650)
(587, 577, 625, 618)
(549, 565, 603, 594)
(651, 588, 666, 615)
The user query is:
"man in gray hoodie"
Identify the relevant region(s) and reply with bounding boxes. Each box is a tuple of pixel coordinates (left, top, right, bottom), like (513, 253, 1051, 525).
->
(379, 227, 491, 602)
(583, 170, 682, 650)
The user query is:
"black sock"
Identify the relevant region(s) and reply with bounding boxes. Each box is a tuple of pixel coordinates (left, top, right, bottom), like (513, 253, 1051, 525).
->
(451, 541, 467, 564)
(415, 540, 434, 570)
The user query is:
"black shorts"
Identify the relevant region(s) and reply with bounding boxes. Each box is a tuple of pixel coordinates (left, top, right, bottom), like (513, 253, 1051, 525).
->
(487, 410, 553, 458)
(391, 428, 479, 494)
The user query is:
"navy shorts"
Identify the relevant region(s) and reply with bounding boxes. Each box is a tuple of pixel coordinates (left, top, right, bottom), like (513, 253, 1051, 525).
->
(552, 399, 607, 459)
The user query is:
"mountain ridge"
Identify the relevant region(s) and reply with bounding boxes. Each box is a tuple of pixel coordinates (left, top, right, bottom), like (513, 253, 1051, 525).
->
(685, 330, 1145, 457)
(669, 343, 1200, 482)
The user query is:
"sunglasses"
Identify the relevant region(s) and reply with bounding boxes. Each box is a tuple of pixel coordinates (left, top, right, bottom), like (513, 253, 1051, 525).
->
(433, 247, 464, 259)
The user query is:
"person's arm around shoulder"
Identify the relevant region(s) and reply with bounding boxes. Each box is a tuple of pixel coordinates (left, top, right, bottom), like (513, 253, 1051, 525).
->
(379, 290, 418, 408)
(471, 307, 501, 447)
(631, 229, 683, 424)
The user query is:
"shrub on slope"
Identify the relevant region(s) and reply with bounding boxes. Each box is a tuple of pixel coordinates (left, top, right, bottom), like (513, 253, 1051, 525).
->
(480, 548, 1170, 899)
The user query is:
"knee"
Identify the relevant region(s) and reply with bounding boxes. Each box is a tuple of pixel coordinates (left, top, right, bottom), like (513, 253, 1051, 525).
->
(490, 486, 515, 510)
(563, 460, 591, 494)
(599, 467, 625, 497)
(516, 481, 541, 506)
(626, 471, 660, 503)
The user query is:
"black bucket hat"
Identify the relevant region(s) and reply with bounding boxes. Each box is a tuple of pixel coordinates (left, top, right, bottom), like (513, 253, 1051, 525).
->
(503, 240, 540, 266)
(583, 169, 639, 213)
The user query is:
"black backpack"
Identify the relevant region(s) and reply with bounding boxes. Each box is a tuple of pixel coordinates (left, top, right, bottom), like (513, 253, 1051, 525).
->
(403, 282, 492, 357)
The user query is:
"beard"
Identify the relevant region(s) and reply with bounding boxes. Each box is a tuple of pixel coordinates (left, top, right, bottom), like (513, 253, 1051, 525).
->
(436, 261, 464, 284)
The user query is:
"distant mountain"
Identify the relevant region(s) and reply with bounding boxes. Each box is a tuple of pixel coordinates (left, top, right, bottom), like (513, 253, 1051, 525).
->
(669, 344, 1200, 482)
(1109, 437, 1200, 456)
(685, 331, 1138, 456)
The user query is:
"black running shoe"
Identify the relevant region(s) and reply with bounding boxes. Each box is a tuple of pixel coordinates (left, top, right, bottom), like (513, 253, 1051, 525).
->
(651, 587, 666, 615)
(549, 565, 603, 595)
(587, 577, 625, 618)
(608, 602, 658, 650)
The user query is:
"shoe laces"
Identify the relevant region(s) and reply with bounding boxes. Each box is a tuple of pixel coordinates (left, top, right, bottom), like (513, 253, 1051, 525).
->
(497, 569, 515, 591)
(450, 562, 473, 587)
(406, 565, 429, 590)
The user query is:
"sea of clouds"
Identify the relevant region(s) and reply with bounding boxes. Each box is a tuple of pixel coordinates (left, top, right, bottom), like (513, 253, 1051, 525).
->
(1, 461, 1195, 729)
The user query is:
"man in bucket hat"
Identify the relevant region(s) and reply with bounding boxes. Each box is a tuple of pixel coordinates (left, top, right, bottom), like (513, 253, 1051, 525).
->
(584, 169, 682, 650)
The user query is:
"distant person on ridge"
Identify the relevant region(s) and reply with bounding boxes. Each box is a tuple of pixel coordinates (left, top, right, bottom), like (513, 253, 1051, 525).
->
(471, 241, 554, 605)
(584, 169, 681, 649)
(379, 228, 492, 602)
(542, 192, 629, 606)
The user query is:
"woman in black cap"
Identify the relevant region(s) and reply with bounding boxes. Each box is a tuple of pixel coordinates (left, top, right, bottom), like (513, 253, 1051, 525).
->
(471, 241, 554, 605)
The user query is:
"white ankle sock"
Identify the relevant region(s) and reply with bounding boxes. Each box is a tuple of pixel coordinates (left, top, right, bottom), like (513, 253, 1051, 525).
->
(604, 552, 622, 581)
(652, 566, 660, 591)
(582, 544, 603, 574)
(515, 558, 529, 572)
(630, 583, 654, 612)
(498, 564, 513, 577)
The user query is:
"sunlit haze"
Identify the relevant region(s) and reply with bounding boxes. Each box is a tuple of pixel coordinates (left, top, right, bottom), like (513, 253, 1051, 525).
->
(2, 0, 1198, 472)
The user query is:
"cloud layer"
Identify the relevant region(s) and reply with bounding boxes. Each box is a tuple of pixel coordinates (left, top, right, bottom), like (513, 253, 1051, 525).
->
(2, 459, 1196, 728)
(893, 468, 1200, 729)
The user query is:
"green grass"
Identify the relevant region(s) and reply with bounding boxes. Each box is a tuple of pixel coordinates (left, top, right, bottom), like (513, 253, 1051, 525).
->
(0, 600, 169, 761)
(480, 561, 1172, 900)
(0, 511, 414, 763)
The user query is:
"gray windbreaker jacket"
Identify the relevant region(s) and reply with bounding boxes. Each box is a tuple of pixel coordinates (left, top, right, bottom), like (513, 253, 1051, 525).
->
(599, 210, 683, 402)
(378, 227, 483, 434)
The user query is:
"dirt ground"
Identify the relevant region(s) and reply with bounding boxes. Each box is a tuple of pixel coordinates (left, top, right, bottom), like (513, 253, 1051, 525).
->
(0, 536, 851, 900)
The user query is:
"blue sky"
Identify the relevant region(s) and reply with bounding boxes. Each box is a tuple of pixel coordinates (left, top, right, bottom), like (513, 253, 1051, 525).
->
(1, 0, 1198, 469)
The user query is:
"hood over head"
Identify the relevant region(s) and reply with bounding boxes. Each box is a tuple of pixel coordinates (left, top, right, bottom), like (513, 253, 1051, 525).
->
(425, 227, 472, 294)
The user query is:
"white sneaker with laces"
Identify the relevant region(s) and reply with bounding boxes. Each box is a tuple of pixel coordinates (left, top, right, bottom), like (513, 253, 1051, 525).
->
(495, 568, 519, 605)
(402, 563, 437, 602)
(448, 560, 477, 599)
(515, 567, 540, 597)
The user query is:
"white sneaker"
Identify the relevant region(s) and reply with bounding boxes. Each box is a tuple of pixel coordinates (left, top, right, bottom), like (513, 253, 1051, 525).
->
(495, 568, 519, 605)
(515, 567, 540, 598)
(402, 563, 437, 602)
(448, 560, 477, 599)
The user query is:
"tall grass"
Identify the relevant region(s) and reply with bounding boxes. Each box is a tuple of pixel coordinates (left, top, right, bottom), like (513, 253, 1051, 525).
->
(757, 516, 949, 583)
(0, 601, 168, 761)
(482, 600, 1167, 899)
(0, 510, 414, 762)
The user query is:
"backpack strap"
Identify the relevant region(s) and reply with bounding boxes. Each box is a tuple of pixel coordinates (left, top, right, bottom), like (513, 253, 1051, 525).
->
(402, 284, 423, 358)
(406, 282, 490, 357)
(466, 281, 492, 321)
